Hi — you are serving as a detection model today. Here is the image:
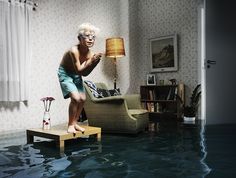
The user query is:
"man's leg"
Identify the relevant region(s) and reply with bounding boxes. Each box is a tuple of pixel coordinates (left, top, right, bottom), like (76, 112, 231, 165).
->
(74, 94, 86, 131)
(68, 92, 86, 133)
(75, 94, 86, 120)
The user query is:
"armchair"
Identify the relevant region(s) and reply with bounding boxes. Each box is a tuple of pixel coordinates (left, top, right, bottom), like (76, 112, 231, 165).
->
(83, 82, 149, 134)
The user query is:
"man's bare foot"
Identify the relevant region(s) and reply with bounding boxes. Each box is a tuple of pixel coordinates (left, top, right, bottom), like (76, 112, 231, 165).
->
(74, 124, 85, 133)
(67, 125, 77, 133)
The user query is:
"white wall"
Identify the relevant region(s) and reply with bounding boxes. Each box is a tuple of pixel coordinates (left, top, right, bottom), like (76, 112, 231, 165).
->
(118, 0, 130, 93)
(0, 0, 129, 132)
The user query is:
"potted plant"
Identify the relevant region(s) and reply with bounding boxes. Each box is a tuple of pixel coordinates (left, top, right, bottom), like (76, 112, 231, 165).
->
(177, 84, 201, 122)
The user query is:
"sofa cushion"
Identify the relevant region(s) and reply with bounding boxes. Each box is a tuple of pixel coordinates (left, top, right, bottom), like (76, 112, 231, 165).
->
(85, 80, 122, 98)
(84, 80, 103, 98)
(97, 88, 111, 97)
(109, 88, 121, 96)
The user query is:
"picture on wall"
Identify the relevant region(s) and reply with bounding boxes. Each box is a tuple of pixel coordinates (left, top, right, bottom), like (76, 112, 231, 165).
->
(147, 74, 156, 85)
(150, 34, 178, 72)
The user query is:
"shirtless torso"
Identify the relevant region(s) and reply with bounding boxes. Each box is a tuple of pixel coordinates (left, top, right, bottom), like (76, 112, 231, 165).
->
(60, 45, 93, 75)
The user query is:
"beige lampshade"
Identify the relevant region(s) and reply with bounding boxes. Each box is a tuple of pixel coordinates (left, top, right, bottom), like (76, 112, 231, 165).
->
(105, 38, 125, 58)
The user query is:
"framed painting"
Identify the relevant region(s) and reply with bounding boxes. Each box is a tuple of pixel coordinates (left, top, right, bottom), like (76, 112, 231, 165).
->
(150, 34, 178, 72)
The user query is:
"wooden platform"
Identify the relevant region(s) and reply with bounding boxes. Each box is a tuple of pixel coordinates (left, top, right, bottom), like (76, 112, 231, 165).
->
(26, 124, 101, 152)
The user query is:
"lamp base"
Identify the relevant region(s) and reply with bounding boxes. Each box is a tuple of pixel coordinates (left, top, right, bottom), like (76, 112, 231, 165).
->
(113, 59, 117, 89)
(114, 78, 116, 89)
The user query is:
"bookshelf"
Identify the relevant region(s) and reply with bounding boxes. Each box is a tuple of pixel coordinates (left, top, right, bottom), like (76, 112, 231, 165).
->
(140, 84, 185, 119)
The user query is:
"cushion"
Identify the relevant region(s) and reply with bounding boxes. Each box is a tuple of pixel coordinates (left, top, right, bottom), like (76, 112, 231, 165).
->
(109, 88, 121, 96)
(97, 88, 111, 97)
(85, 81, 121, 98)
(84, 80, 103, 98)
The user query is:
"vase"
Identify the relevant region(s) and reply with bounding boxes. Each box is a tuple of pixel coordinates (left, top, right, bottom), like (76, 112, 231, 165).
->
(183, 116, 196, 124)
(42, 111, 51, 130)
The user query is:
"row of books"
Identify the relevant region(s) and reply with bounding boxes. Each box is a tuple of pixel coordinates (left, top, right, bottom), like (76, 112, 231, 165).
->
(144, 102, 159, 112)
(147, 87, 178, 101)
(143, 102, 177, 113)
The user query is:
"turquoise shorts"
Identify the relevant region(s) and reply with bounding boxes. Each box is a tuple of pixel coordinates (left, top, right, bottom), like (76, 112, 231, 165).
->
(57, 66, 85, 99)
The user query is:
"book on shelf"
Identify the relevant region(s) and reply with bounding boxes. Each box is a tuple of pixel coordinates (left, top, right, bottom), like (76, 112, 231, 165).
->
(166, 87, 177, 100)
(148, 89, 155, 100)
(150, 103, 155, 112)
(156, 102, 162, 113)
(149, 90, 153, 100)
(146, 102, 150, 111)
(166, 88, 172, 100)
(146, 102, 155, 112)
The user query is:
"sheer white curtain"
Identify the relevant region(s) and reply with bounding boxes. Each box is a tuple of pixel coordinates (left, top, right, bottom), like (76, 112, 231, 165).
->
(0, 0, 32, 101)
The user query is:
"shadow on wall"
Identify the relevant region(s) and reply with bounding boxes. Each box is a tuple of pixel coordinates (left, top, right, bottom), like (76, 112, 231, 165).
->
(0, 101, 28, 111)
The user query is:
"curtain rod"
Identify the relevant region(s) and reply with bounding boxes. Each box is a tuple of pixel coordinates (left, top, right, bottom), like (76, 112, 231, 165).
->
(8, 0, 38, 11)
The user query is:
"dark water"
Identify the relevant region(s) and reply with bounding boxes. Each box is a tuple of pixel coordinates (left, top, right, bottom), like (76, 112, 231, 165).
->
(0, 121, 235, 178)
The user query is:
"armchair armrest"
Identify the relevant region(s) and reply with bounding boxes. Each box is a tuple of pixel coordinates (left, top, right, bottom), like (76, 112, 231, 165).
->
(123, 94, 142, 109)
(92, 96, 124, 103)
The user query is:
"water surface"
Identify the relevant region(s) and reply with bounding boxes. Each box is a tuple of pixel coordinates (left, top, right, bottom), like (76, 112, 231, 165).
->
(0, 121, 235, 178)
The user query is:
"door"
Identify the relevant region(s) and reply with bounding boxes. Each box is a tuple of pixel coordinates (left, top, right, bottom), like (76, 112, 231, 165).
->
(205, 0, 236, 124)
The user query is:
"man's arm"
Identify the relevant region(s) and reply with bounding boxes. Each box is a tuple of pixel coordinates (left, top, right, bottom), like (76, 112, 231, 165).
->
(70, 47, 102, 75)
(81, 58, 101, 76)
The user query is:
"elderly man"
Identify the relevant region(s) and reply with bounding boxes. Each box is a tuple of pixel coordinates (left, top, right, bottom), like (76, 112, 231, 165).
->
(58, 23, 102, 133)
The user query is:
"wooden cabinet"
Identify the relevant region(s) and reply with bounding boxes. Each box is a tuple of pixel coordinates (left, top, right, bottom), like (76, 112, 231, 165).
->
(140, 84, 184, 119)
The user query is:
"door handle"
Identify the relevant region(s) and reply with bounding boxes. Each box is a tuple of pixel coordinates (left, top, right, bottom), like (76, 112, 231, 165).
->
(207, 60, 216, 64)
(207, 60, 216, 68)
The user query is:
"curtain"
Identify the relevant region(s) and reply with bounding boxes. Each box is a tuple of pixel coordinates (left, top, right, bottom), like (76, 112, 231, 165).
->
(0, 0, 32, 101)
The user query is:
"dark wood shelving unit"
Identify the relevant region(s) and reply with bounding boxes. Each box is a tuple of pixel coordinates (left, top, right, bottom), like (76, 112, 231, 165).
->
(140, 84, 185, 119)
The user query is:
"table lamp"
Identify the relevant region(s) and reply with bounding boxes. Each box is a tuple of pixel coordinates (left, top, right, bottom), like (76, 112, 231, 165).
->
(105, 37, 125, 89)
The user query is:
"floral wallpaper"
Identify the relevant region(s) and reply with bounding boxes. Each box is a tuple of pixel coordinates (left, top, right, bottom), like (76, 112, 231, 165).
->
(128, 0, 202, 100)
(0, 0, 124, 132)
(0, 0, 201, 132)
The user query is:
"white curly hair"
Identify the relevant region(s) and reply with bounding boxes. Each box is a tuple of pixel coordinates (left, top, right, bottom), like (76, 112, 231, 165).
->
(77, 23, 100, 37)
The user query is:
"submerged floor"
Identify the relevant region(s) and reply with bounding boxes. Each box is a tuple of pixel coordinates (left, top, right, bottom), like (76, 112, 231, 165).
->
(0, 120, 236, 178)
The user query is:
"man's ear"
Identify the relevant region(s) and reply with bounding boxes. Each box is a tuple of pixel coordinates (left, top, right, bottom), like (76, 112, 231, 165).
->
(77, 35, 81, 41)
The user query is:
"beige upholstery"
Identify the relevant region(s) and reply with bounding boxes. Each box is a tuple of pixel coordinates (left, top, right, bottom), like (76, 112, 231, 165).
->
(83, 82, 149, 134)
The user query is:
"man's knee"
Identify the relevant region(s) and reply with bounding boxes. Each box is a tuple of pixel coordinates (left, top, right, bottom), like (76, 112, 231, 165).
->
(71, 96, 86, 104)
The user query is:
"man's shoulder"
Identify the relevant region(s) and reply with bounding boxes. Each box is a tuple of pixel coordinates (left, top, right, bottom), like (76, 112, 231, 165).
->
(65, 46, 80, 59)
(70, 45, 79, 54)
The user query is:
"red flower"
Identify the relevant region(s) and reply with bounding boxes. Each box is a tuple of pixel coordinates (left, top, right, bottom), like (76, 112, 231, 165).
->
(40, 96, 55, 101)
(40, 96, 55, 112)
(40, 97, 47, 101)
(46, 97, 55, 101)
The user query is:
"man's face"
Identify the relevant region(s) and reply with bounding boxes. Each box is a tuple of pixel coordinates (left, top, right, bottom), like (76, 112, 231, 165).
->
(80, 30, 96, 48)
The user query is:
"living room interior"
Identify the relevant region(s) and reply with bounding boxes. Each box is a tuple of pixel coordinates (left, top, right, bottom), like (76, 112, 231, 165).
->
(1, 0, 236, 177)
(0, 0, 201, 132)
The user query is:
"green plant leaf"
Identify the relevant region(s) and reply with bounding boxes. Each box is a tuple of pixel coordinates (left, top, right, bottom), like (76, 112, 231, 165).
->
(190, 84, 201, 106)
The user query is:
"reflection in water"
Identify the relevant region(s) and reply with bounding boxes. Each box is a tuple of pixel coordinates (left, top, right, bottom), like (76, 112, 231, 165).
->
(199, 120, 211, 178)
(0, 121, 225, 178)
(0, 144, 72, 177)
(0, 139, 102, 178)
